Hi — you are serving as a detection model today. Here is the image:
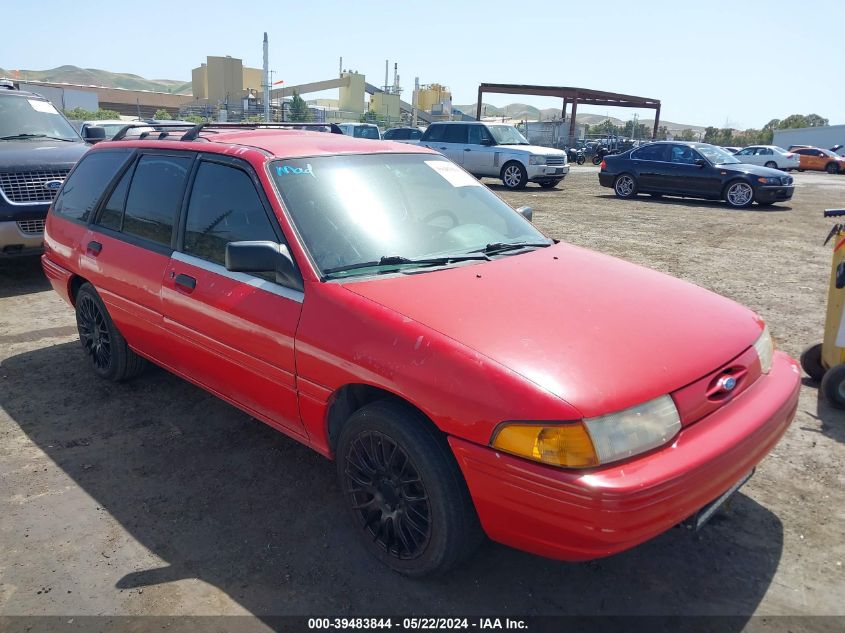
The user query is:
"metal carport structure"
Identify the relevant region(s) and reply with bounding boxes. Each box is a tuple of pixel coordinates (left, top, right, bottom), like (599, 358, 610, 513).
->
(475, 83, 661, 143)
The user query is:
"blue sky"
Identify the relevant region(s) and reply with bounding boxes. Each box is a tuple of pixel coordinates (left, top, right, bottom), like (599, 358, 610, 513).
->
(3, 0, 842, 128)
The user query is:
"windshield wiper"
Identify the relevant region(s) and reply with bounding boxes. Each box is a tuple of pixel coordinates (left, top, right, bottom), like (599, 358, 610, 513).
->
(473, 241, 552, 255)
(323, 254, 489, 278)
(0, 133, 75, 142)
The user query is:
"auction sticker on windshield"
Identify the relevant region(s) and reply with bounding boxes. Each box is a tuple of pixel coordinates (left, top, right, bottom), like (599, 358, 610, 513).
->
(27, 99, 59, 114)
(425, 160, 482, 188)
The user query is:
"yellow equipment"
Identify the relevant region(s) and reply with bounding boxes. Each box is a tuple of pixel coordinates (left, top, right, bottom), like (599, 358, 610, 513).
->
(801, 208, 845, 408)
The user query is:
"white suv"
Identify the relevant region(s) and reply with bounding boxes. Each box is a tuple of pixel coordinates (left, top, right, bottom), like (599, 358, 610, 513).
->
(420, 121, 569, 189)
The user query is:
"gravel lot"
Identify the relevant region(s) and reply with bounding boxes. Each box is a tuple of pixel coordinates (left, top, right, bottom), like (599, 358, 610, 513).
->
(1, 167, 843, 628)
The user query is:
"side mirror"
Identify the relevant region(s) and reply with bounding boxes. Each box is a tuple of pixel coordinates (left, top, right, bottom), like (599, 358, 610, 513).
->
(836, 261, 845, 290)
(694, 158, 707, 167)
(225, 241, 302, 291)
(517, 206, 533, 222)
(83, 126, 107, 142)
(480, 138, 494, 146)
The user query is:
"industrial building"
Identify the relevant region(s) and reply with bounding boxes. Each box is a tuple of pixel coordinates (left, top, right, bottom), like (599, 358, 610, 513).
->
(773, 125, 845, 151)
(191, 55, 263, 104)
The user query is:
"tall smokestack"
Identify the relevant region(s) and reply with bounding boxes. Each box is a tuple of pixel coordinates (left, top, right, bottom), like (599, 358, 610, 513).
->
(393, 63, 398, 92)
(263, 32, 270, 122)
(384, 60, 389, 93)
(339, 56, 343, 76)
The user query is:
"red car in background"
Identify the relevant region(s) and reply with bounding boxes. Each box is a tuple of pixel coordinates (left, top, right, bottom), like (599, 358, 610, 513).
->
(42, 123, 800, 576)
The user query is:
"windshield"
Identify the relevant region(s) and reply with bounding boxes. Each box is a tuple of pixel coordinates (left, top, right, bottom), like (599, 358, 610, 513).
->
(818, 148, 838, 158)
(487, 125, 529, 145)
(696, 144, 740, 165)
(353, 126, 380, 139)
(0, 95, 80, 141)
(87, 123, 126, 139)
(271, 154, 549, 277)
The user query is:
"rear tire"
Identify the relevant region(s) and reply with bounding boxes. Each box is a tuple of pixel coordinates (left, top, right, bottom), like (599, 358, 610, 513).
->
(764, 161, 778, 169)
(800, 343, 826, 382)
(336, 400, 483, 576)
(820, 364, 845, 409)
(576, 155, 585, 165)
(75, 283, 146, 382)
(500, 162, 527, 190)
(613, 173, 638, 198)
(826, 162, 840, 174)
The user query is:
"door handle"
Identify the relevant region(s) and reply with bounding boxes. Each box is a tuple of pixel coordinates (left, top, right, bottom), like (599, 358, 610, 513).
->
(439, 146, 447, 150)
(86, 240, 102, 256)
(464, 148, 471, 151)
(174, 273, 196, 292)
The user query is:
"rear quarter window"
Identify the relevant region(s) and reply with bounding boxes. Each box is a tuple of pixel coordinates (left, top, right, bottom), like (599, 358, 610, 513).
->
(122, 154, 192, 247)
(52, 150, 133, 222)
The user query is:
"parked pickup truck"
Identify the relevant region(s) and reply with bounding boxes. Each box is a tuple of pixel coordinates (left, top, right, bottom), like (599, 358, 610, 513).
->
(420, 121, 569, 189)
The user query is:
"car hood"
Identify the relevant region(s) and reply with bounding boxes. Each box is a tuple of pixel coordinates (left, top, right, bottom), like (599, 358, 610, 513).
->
(719, 162, 789, 177)
(341, 243, 762, 417)
(499, 144, 567, 156)
(0, 139, 89, 170)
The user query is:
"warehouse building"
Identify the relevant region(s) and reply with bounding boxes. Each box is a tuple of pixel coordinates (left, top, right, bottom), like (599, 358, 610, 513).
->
(773, 125, 845, 150)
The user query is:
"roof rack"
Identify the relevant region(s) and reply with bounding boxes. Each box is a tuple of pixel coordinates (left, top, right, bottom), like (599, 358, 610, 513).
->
(111, 121, 343, 142)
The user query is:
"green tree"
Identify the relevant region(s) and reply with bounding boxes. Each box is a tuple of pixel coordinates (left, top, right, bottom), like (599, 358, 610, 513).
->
(655, 125, 669, 141)
(288, 91, 311, 122)
(183, 114, 205, 124)
(590, 120, 620, 138)
(679, 128, 697, 142)
(64, 107, 121, 121)
(153, 108, 172, 120)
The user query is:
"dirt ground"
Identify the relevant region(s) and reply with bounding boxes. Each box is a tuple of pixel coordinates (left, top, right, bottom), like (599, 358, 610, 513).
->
(1, 166, 844, 628)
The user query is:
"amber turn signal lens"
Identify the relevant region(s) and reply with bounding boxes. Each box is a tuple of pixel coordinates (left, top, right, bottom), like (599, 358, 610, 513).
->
(492, 423, 599, 468)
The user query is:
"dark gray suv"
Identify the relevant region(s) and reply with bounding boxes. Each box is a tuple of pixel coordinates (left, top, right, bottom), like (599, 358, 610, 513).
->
(0, 84, 89, 256)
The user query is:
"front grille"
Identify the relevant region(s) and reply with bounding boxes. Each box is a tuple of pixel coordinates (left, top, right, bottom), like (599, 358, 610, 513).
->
(17, 219, 45, 235)
(0, 170, 69, 204)
(545, 156, 566, 166)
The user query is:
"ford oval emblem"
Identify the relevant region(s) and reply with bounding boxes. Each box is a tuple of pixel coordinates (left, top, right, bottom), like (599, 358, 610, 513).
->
(44, 180, 63, 191)
(716, 375, 737, 392)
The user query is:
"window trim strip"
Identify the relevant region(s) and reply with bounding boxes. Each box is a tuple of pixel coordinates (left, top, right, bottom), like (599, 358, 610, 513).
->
(171, 250, 304, 303)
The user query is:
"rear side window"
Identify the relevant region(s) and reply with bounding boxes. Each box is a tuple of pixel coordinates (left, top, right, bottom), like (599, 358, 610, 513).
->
(353, 126, 379, 139)
(631, 144, 668, 161)
(122, 155, 191, 247)
(183, 161, 276, 266)
(422, 125, 446, 142)
(52, 150, 132, 222)
(443, 125, 467, 143)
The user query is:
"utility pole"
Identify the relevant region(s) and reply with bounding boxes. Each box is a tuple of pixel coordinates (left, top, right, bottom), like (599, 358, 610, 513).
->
(262, 32, 270, 122)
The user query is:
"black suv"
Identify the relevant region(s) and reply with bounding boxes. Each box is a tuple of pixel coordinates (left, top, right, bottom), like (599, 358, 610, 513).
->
(0, 83, 89, 256)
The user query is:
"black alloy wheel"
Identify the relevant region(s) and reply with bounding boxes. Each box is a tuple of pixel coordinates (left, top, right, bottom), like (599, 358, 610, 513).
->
(74, 283, 146, 381)
(77, 292, 112, 374)
(344, 430, 431, 560)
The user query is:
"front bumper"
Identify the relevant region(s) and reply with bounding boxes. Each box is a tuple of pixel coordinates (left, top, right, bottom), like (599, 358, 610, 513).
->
(0, 220, 44, 256)
(449, 351, 800, 562)
(754, 185, 794, 203)
(527, 164, 569, 181)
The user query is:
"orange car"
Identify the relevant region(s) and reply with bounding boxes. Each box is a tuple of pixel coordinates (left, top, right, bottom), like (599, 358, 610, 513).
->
(793, 147, 845, 174)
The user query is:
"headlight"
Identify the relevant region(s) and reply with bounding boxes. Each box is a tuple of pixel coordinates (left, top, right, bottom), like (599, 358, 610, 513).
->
(491, 395, 681, 469)
(583, 395, 681, 464)
(528, 156, 547, 165)
(752, 324, 774, 374)
(757, 176, 781, 184)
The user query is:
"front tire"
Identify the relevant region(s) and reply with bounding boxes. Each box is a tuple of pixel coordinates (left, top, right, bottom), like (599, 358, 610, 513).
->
(724, 180, 754, 208)
(75, 283, 146, 381)
(336, 400, 483, 576)
(576, 155, 585, 165)
(820, 364, 845, 409)
(826, 162, 840, 174)
(500, 162, 527, 190)
(613, 173, 638, 198)
(764, 161, 778, 169)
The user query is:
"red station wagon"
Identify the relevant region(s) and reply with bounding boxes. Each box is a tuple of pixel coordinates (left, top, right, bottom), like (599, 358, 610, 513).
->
(42, 123, 801, 576)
